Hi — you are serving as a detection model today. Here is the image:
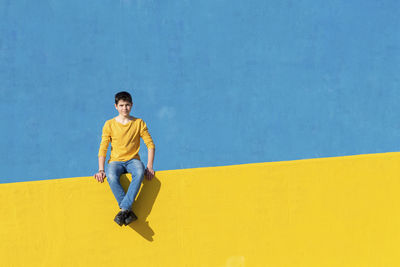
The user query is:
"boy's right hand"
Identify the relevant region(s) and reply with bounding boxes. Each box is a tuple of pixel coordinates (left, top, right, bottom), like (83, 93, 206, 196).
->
(94, 171, 106, 183)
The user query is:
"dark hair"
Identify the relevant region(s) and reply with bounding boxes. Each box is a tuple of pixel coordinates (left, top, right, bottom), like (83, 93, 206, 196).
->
(115, 91, 132, 104)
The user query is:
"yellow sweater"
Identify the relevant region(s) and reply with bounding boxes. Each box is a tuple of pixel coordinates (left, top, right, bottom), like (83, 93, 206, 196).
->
(98, 117, 155, 163)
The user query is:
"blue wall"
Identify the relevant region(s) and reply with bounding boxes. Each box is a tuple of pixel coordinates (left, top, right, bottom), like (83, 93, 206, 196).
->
(1, 0, 400, 183)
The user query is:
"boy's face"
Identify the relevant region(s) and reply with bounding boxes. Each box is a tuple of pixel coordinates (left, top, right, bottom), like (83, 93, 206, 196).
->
(115, 100, 132, 116)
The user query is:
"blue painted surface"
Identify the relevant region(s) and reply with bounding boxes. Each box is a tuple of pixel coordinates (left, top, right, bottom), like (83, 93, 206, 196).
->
(1, 0, 400, 183)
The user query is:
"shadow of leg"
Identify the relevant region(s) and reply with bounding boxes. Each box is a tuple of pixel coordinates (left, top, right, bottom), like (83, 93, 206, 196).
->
(120, 174, 161, 241)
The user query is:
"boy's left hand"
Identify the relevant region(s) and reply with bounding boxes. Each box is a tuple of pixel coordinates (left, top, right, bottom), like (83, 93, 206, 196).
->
(145, 167, 155, 180)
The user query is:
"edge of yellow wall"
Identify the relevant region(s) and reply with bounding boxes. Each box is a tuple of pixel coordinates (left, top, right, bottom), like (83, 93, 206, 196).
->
(1, 151, 400, 266)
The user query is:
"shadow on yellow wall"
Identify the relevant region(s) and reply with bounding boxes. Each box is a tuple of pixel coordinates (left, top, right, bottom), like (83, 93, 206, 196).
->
(120, 174, 161, 241)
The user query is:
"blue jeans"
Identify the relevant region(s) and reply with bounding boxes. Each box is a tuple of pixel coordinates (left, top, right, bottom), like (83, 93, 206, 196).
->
(106, 158, 145, 211)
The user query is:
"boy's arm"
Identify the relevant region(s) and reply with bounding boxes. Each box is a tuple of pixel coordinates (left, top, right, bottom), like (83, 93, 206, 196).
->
(140, 119, 155, 180)
(98, 156, 106, 172)
(146, 148, 155, 180)
(94, 121, 110, 183)
(94, 156, 106, 183)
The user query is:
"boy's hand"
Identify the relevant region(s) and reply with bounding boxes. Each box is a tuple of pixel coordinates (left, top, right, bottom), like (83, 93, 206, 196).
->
(145, 167, 155, 180)
(94, 171, 106, 183)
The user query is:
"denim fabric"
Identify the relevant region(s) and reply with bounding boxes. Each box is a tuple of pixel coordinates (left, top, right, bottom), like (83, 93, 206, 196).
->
(106, 158, 145, 210)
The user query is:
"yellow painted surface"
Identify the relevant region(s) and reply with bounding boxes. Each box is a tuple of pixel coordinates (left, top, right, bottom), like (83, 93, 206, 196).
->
(1, 152, 400, 266)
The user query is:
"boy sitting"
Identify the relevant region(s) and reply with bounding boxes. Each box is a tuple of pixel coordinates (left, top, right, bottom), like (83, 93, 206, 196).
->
(93, 91, 155, 226)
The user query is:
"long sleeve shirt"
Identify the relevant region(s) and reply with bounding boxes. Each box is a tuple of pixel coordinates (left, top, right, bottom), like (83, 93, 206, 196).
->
(98, 117, 155, 163)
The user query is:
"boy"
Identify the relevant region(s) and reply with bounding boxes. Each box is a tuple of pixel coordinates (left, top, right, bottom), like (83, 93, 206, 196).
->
(93, 91, 155, 226)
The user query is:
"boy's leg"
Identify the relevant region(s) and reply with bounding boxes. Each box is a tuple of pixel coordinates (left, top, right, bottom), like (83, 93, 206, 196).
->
(106, 161, 127, 209)
(119, 159, 145, 211)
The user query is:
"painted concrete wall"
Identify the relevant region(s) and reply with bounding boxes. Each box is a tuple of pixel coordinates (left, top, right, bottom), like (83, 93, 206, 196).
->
(1, 152, 400, 266)
(1, 0, 400, 183)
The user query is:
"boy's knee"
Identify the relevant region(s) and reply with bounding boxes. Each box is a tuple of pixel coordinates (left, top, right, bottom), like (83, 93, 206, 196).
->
(106, 173, 121, 183)
(132, 169, 144, 180)
(138, 170, 145, 179)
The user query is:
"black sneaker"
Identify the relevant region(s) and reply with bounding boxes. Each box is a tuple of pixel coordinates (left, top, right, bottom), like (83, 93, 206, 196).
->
(114, 210, 128, 226)
(124, 210, 138, 225)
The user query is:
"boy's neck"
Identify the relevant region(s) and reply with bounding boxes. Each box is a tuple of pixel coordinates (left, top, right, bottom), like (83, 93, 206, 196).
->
(116, 114, 133, 122)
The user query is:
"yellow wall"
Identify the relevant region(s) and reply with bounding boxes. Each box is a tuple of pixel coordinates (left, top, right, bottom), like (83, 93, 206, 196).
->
(1, 152, 400, 266)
